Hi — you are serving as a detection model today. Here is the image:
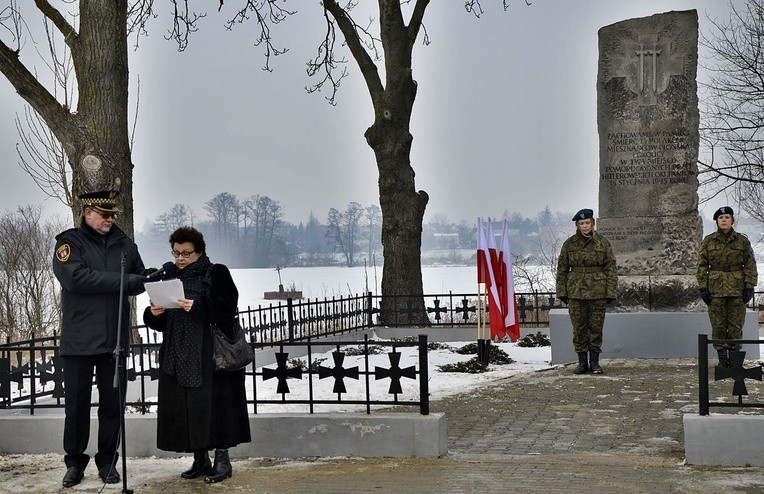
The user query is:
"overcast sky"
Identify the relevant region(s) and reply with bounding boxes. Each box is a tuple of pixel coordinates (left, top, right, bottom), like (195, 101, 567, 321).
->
(0, 1, 737, 232)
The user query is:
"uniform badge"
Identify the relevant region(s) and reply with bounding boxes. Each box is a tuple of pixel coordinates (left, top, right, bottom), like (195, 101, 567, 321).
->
(56, 244, 71, 262)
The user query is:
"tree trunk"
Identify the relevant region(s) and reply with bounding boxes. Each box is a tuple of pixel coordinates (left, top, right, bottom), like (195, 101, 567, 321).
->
(324, 0, 431, 325)
(0, 1, 135, 237)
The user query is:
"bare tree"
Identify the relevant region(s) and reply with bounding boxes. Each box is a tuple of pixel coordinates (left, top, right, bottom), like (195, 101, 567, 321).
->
(326, 202, 363, 267)
(0, 206, 65, 342)
(154, 203, 195, 235)
(0, 2, 139, 234)
(241, 194, 284, 267)
(699, 0, 764, 224)
(204, 192, 241, 259)
(363, 204, 382, 264)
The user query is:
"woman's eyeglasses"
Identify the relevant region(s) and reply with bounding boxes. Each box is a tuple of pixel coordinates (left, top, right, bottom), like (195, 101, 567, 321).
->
(171, 250, 196, 259)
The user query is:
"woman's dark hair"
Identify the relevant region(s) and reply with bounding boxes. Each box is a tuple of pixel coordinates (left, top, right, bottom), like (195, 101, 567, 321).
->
(169, 226, 206, 255)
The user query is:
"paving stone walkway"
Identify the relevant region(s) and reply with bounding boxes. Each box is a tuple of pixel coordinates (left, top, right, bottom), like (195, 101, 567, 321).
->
(4, 358, 764, 493)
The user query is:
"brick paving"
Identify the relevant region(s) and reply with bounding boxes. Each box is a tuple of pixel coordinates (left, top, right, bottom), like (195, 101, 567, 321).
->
(157, 358, 764, 493)
(5, 358, 764, 493)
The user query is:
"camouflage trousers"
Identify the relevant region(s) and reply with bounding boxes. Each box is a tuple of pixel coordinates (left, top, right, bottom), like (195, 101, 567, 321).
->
(708, 296, 746, 350)
(568, 299, 607, 354)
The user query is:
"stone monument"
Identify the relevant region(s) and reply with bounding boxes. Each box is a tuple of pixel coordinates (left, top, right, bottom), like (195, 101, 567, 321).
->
(550, 9, 759, 362)
(596, 9, 703, 310)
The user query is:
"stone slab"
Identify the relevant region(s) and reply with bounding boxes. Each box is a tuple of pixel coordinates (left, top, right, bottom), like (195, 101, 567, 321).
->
(549, 309, 760, 364)
(0, 412, 447, 459)
(684, 414, 764, 466)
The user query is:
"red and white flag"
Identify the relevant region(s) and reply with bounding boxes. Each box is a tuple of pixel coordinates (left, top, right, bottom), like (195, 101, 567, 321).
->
(498, 220, 520, 341)
(477, 218, 501, 335)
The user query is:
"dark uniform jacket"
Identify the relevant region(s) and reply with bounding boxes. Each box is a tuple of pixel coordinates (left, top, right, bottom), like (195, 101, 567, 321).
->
(53, 218, 145, 356)
(696, 228, 758, 297)
(556, 231, 618, 300)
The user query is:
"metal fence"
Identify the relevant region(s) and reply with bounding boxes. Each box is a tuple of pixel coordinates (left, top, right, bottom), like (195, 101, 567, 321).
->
(697, 334, 764, 416)
(2, 289, 762, 415)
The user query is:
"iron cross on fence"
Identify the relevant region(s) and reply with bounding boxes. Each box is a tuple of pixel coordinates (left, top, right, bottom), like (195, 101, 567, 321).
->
(715, 350, 763, 397)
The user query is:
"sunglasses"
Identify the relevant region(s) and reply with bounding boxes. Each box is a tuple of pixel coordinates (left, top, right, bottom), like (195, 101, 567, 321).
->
(87, 207, 117, 219)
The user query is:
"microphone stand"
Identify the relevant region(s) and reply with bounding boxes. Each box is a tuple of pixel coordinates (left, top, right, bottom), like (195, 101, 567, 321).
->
(113, 252, 134, 494)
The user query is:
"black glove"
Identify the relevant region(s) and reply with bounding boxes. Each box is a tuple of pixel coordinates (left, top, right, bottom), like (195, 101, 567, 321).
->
(142, 267, 158, 277)
(743, 288, 755, 304)
(559, 296, 568, 305)
(699, 289, 712, 306)
(127, 274, 147, 292)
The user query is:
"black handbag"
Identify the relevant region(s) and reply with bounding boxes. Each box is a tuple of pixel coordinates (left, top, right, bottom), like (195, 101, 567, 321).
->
(212, 318, 254, 372)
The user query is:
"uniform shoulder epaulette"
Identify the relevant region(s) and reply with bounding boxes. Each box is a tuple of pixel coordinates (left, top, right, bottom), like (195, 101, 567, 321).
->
(55, 228, 77, 241)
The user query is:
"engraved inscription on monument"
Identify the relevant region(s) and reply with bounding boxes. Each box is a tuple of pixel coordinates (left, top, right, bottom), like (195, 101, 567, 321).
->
(597, 10, 702, 277)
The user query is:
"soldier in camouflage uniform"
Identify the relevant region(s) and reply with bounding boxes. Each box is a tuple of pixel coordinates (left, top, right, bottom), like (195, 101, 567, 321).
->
(556, 209, 618, 374)
(696, 206, 758, 368)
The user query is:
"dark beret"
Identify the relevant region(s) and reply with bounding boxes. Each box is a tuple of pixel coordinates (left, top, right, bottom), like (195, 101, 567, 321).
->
(572, 208, 594, 221)
(713, 206, 734, 220)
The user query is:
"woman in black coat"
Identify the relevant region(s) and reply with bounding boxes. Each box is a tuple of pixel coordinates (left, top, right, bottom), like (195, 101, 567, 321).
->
(143, 227, 250, 483)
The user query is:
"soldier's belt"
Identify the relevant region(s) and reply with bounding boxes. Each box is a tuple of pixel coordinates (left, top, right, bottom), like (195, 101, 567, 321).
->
(568, 266, 603, 273)
(709, 265, 743, 272)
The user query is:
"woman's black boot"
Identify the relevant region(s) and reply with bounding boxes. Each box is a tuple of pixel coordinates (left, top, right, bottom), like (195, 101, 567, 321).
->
(180, 450, 211, 479)
(204, 449, 232, 483)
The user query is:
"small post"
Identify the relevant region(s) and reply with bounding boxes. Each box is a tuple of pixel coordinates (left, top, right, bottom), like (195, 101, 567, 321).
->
(287, 298, 295, 342)
(418, 334, 429, 415)
(698, 333, 709, 416)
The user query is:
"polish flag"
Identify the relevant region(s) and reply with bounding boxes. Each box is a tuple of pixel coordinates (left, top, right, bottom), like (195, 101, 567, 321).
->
(477, 218, 501, 332)
(485, 218, 505, 341)
(499, 220, 520, 341)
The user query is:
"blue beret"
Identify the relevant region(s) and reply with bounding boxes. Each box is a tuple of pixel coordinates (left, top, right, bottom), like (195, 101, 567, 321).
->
(572, 209, 594, 221)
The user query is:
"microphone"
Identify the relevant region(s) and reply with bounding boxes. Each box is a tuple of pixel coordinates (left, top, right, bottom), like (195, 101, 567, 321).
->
(146, 261, 175, 281)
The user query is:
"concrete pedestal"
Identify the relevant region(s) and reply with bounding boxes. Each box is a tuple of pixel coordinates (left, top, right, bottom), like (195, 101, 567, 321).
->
(0, 412, 447, 458)
(549, 309, 760, 364)
(684, 414, 764, 466)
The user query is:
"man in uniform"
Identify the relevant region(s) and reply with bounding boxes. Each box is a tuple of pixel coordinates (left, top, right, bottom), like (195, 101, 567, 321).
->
(696, 206, 758, 368)
(53, 190, 147, 488)
(556, 208, 618, 374)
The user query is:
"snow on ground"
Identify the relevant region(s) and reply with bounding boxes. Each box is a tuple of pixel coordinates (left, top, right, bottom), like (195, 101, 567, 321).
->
(248, 338, 554, 413)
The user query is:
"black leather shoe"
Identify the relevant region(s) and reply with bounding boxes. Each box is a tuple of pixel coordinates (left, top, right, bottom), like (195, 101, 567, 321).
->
(98, 465, 120, 484)
(62, 466, 84, 488)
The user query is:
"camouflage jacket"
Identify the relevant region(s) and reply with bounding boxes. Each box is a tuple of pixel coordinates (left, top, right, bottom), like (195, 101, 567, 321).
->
(556, 231, 618, 300)
(696, 228, 758, 297)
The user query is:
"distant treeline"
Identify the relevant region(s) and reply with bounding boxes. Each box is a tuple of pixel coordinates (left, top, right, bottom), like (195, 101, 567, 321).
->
(135, 192, 575, 268)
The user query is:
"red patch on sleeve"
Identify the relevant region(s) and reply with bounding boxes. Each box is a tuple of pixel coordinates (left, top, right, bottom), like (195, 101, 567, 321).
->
(56, 244, 71, 262)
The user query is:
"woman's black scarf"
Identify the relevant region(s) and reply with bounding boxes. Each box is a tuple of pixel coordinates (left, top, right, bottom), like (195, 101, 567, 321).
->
(161, 255, 213, 387)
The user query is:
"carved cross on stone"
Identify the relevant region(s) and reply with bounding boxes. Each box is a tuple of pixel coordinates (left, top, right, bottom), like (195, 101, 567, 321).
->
(714, 350, 763, 397)
(318, 351, 359, 394)
(262, 352, 303, 394)
(374, 351, 417, 394)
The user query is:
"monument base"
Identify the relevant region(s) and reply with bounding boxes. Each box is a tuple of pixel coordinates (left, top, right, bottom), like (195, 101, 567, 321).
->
(614, 275, 704, 312)
(684, 414, 764, 466)
(549, 309, 760, 364)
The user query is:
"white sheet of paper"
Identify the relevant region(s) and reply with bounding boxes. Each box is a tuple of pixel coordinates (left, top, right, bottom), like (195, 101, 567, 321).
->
(144, 279, 185, 309)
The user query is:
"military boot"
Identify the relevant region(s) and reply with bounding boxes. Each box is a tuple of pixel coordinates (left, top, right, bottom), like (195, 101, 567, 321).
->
(589, 350, 603, 374)
(573, 352, 589, 374)
(717, 349, 730, 369)
(204, 449, 232, 484)
(181, 450, 211, 479)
